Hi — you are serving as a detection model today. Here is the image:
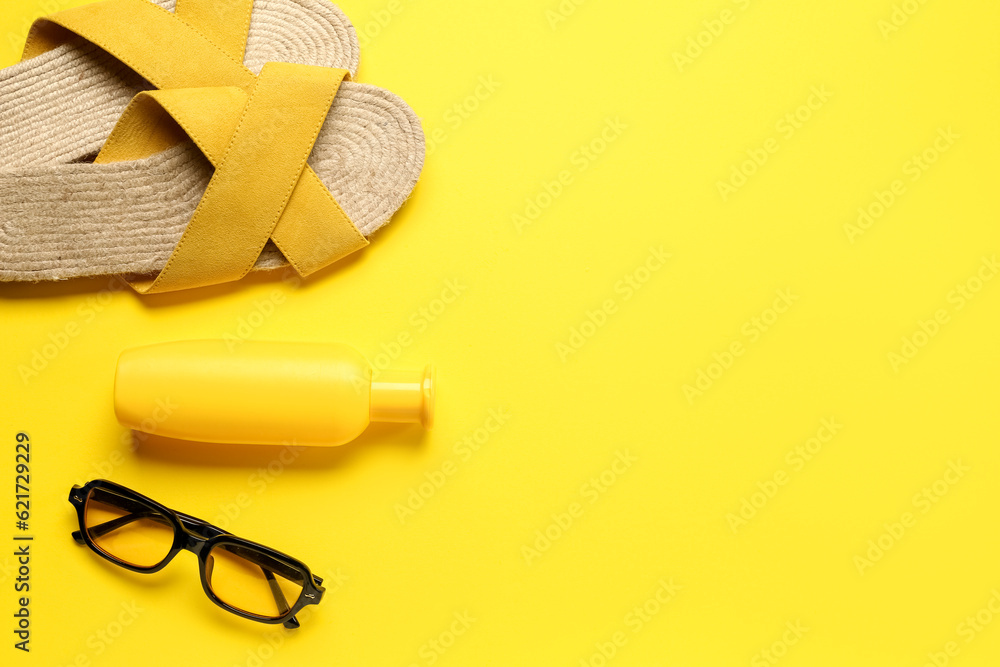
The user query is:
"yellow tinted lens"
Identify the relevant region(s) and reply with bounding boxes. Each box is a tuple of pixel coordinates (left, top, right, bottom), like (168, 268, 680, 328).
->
(206, 545, 304, 618)
(84, 488, 175, 568)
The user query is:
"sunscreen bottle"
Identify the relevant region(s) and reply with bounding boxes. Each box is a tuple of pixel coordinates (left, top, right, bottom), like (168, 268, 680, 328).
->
(114, 340, 434, 446)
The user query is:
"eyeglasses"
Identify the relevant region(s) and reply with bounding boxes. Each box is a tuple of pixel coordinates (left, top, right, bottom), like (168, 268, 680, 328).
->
(69, 480, 325, 628)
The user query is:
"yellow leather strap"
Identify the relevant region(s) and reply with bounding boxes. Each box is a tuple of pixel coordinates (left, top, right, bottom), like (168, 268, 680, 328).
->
(96, 63, 367, 294)
(22, 0, 254, 91)
(174, 0, 254, 62)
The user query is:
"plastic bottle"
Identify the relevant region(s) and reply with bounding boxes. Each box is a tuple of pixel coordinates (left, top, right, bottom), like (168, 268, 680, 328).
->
(114, 340, 434, 446)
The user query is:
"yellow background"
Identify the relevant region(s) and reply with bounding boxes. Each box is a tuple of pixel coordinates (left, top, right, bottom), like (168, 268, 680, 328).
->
(2, 0, 999, 665)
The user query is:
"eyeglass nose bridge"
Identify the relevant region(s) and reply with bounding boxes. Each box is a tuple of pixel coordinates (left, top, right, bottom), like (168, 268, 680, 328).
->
(174, 510, 232, 557)
(175, 510, 229, 544)
(182, 531, 213, 555)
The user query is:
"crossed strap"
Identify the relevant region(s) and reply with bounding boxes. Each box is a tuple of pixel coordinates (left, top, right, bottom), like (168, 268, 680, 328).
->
(95, 62, 368, 293)
(23, 0, 257, 87)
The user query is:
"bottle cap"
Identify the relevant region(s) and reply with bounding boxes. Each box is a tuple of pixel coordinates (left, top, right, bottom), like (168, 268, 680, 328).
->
(370, 365, 435, 428)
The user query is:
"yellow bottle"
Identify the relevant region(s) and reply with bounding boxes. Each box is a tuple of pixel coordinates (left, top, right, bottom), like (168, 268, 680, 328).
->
(114, 340, 434, 446)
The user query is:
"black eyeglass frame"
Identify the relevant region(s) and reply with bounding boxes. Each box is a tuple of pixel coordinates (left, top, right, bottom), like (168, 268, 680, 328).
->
(69, 479, 325, 629)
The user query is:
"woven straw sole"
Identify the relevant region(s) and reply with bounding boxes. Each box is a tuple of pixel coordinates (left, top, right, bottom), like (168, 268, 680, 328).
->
(0, 0, 361, 169)
(0, 82, 425, 282)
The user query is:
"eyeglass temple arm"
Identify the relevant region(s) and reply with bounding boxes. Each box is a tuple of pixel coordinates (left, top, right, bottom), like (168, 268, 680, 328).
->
(72, 510, 170, 543)
(222, 543, 304, 629)
(221, 543, 327, 629)
(279, 570, 327, 629)
(258, 567, 302, 629)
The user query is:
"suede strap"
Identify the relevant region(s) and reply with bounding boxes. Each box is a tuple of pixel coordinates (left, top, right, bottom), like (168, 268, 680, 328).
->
(95, 62, 367, 293)
(175, 0, 254, 61)
(22, 0, 255, 91)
